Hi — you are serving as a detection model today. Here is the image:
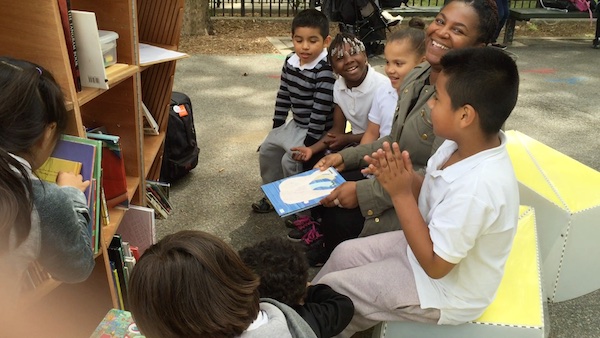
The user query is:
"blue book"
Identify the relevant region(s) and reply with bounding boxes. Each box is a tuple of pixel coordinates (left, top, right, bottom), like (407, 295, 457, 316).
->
(261, 167, 346, 217)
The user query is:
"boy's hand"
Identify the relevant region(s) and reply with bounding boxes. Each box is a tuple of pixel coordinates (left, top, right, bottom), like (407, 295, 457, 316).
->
(314, 153, 345, 172)
(319, 182, 358, 209)
(363, 142, 413, 198)
(291, 146, 313, 162)
(324, 132, 347, 151)
(56, 171, 91, 193)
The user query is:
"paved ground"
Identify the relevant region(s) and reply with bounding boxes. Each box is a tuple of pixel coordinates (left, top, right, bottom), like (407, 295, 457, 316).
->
(158, 35, 600, 337)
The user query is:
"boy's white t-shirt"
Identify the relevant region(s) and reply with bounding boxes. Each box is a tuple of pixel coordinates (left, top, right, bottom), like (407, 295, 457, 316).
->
(409, 131, 519, 325)
(333, 65, 389, 135)
(368, 81, 398, 138)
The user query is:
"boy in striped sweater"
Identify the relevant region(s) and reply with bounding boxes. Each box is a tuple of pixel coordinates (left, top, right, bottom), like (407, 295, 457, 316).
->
(253, 9, 336, 213)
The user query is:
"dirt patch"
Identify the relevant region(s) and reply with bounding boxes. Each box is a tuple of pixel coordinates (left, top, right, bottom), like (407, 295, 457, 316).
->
(179, 17, 597, 55)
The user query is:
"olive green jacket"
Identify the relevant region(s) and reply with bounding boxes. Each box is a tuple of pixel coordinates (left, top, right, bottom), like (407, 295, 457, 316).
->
(338, 62, 445, 236)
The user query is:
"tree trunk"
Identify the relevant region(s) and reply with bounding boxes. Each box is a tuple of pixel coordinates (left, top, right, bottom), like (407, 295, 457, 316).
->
(182, 0, 215, 36)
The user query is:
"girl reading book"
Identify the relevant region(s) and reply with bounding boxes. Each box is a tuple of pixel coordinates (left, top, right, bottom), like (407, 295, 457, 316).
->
(0, 57, 95, 321)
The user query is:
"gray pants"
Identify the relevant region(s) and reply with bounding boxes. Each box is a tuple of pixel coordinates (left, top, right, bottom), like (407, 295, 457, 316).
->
(312, 231, 440, 338)
(259, 120, 306, 184)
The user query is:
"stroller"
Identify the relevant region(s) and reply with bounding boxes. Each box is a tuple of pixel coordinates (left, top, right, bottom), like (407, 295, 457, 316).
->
(322, 0, 405, 56)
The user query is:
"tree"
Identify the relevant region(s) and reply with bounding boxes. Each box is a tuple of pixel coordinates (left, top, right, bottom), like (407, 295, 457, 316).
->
(182, 0, 215, 36)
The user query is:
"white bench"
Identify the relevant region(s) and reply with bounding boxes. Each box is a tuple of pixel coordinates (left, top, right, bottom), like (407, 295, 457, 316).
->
(506, 130, 600, 302)
(372, 206, 548, 338)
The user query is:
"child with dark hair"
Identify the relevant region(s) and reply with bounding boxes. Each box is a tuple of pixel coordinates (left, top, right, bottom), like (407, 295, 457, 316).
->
(252, 8, 336, 214)
(239, 237, 354, 338)
(129, 230, 318, 338)
(313, 46, 521, 337)
(0, 57, 94, 318)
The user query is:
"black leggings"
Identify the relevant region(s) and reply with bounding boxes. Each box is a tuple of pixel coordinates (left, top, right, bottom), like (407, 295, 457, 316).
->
(315, 169, 368, 254)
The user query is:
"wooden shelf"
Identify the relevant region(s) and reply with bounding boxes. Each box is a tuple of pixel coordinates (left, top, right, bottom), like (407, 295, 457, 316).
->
(77, 64, 139, 106)
(143, 131, 166, 177)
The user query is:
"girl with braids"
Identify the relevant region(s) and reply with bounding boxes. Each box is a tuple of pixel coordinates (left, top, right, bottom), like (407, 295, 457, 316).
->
(292, 32, 389, 164)
(308, 0, 499, 267)
(0, 57, 94, 316)
(361, 17, 427, 144)
(288, 32, 388, 249)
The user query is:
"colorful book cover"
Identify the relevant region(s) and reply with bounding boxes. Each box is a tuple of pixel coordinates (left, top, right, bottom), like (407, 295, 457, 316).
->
(91, 308, 144, 337)
(261, 167, 346, 217)
(35, 157, 82, 183)
(58, 134, 103, 253)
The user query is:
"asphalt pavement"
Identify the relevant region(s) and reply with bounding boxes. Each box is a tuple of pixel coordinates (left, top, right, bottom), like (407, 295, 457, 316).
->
(158, 33, 600, 338)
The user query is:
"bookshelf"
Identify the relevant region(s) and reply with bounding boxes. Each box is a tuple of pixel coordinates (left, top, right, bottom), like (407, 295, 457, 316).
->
(0, 0, 184, 335)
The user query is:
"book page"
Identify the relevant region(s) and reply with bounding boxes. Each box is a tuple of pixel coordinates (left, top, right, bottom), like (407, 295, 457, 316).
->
(139, 43, 189, 66)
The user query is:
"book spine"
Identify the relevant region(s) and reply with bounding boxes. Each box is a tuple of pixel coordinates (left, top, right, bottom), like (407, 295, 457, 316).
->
(57, 0, 81, 92)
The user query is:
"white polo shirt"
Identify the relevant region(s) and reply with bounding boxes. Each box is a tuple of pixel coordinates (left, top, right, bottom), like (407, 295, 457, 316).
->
(409, 131, 520, 325)
(333, 65, 389, 134)
(368, 81, 398, 138)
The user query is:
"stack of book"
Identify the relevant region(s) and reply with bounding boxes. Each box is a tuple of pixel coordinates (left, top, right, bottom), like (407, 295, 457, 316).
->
(145, 181, 172, 219)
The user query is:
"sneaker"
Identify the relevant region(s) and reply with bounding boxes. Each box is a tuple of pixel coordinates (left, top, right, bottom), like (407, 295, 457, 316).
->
(287, 218, 320, 242)
(284, 214, 311, 229)
(490, 42, 507, 50)
(304, 235, 329, 267)
(251, 197, 274, 213)
(593, 38, 599, 49)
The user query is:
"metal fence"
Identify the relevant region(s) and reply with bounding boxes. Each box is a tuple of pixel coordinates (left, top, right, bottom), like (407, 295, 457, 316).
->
(209, 0, 540, 17)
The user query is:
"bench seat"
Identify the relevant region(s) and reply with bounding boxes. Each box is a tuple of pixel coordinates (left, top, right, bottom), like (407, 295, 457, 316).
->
(372, 206, 548, 338)
(386, 6, 441, 17)
(505, 130, 600, 302)
(503, 8, 597, 44)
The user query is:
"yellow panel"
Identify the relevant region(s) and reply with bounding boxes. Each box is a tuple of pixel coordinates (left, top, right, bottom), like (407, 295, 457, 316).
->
(476, 206, 543, 327)
(506, 130, 600, 213)
(506, 133, 564, 209)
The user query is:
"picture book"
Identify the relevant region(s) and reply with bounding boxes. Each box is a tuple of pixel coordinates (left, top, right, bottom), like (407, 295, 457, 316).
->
(118, 205, 156, 256)
(261, 167, 346, 217)
(35, 157, 82, 183)
(91, 308, 145, 338)
(87, 130, 129, 209)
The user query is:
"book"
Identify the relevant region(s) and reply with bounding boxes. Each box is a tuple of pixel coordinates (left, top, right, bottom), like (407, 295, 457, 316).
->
(71, 10, 108, 89)
(118, 205, 156, 256)
(142, 102, 159, 136)
(57, 0, 81, 92)
(261, 167, 346, 217)
(57, 134, 103, 253)
(139, 43, 189, 67)
(35, 157, 82, 183)
(146, 191, 169, 219)
(91, 309, 145, 338)
(108, 234, 128, 309)
(146, 181, 172, 214)
(86, 131, 129, 209)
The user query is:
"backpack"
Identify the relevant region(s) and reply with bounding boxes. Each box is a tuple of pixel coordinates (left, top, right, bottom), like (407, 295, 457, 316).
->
(160, 91, 199, 182)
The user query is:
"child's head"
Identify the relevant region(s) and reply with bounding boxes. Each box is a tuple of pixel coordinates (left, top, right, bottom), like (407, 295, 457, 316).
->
(0, 57, 68, 170)
(430, 47, 518, 138)
(128, 230, 260, 338)
(239, 237, 309, 307)
(291, 9, 331, 65)
(327, 33, 368, 88)
(384, 18, 427, 90)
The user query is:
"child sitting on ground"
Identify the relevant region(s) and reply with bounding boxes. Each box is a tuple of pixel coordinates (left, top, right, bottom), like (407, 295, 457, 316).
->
(312, 47, 521, 337)
(360, 17, 427, 144)
(239, 237, 354, 338)
(128, 230, 318, 338)
(252, 8, 336, 214)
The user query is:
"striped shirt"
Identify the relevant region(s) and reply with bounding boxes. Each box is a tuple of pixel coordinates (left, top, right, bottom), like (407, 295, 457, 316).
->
(273, 50, 335, 146)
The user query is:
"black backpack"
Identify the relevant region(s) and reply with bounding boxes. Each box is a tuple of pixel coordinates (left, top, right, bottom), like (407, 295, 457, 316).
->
(160, 92, 199, 182)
